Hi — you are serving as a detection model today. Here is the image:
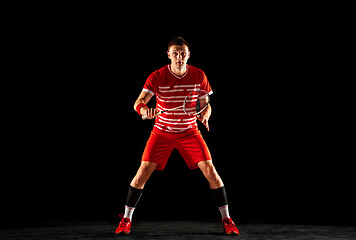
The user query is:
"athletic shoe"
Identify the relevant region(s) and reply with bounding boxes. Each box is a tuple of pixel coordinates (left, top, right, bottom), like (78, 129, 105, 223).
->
(221, 217, 239, 235)
(115, 214, 131, 234)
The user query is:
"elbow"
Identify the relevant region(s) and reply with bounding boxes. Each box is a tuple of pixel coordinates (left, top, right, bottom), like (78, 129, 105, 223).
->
(133, 102, 138, 111)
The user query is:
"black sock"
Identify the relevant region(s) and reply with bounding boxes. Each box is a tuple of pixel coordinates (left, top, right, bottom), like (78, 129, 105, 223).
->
(126, 185, 143, 208)
(210, 186, 228, 208)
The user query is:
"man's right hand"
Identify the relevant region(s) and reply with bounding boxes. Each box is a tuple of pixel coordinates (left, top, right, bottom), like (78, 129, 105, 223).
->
(141, 107, 160, 119)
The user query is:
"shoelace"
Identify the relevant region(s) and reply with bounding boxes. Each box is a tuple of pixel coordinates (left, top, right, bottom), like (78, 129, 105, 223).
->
(223, 218, 236, 229)
(118, 214, 129, 227)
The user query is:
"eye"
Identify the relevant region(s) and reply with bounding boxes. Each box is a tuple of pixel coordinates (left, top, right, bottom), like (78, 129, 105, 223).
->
(172, 52, 178, 56)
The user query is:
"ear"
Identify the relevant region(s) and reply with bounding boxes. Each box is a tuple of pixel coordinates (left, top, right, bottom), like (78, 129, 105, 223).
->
(167, 51, 171, 59)
(185, 51, 190, 61)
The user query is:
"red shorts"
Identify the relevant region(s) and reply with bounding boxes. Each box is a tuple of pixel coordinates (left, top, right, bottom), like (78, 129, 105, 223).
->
(141, 127, 212, 170)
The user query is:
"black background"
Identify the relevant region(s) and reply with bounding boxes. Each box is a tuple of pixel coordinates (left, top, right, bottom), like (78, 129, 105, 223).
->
(2, 5, 354, 228)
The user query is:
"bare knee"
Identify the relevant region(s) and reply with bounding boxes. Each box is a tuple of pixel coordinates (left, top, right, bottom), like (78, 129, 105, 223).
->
(131, 161, 157, 189)
(198, 160, 224, 188)
(207, 170, 222, 186)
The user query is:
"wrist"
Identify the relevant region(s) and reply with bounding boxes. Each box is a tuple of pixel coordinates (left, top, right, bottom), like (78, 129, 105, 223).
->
(136, 103, 147, 115)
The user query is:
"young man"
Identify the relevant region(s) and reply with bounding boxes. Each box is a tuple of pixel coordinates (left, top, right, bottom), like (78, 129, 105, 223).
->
(115, 37, 239, 235)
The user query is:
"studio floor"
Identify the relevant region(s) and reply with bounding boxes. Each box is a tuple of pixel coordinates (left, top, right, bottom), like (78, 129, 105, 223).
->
(1, 221, 355, 240)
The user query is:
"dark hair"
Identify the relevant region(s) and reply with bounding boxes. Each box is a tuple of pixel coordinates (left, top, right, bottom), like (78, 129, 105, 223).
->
(168, 37, 190, 50)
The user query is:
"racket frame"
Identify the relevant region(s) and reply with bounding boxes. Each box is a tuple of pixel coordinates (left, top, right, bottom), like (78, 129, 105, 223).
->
(142, 90, 209, 120)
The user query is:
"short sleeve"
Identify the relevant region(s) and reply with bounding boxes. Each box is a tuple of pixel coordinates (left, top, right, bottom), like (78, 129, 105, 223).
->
(201, 72, 213, 95)
(143, 71, 158, 95)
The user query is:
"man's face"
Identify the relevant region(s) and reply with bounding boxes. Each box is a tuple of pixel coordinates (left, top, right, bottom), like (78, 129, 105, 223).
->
(167, 45, 190, 69)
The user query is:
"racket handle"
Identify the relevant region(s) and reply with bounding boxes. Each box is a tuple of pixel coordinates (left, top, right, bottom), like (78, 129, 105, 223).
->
(142, 111, 162, 120)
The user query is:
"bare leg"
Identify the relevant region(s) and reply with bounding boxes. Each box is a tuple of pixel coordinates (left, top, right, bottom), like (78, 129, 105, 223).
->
(197, 160, 224, 189)
(130, 161, 157, 189)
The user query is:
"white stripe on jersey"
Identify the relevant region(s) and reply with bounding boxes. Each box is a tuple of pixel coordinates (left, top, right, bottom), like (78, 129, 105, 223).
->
(156, 95, 185, 103)
(157, 103, 183, 111)
(164, 112, 186, 115)
(159, 89, 184, 93)
(157, 103, 196, 111)
(157, 95, 186, 99)
(158, 115, 196, 122)
(158, 118, 196, 125)
(173, 84, 201, 88)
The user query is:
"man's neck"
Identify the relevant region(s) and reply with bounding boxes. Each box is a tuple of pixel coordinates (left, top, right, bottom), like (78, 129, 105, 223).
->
(170, 64, 187, 76)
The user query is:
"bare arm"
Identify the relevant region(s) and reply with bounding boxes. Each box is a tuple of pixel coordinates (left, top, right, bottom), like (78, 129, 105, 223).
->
(197, 104, 211, 131)
(133, 91, 159, 119)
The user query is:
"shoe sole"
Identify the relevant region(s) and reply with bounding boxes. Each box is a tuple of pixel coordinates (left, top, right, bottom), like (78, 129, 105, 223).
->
(115, 231, 130, 235)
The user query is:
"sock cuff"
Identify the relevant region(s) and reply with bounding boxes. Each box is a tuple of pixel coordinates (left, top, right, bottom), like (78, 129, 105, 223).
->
(125, 205, 135, 210)
(129, 185, 143, 192)
(218, 205, 229, 210)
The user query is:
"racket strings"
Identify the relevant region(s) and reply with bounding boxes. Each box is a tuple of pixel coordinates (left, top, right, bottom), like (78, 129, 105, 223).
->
(184, 91, 209, 115)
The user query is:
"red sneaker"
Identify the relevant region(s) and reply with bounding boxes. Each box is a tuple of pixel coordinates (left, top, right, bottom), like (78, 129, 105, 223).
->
(115, 214, 132, 235)
(221, 217, 239, 235)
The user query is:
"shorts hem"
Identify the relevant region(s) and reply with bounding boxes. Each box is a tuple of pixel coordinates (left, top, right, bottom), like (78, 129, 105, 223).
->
(141, 160, 165, 171)
(189, 159, 212, 170)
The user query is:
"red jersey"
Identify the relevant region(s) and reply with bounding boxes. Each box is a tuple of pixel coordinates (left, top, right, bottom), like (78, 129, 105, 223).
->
(143, 65, 213, 133)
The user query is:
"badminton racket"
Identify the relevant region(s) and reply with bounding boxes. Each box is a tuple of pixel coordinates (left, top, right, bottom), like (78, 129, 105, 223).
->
(142, 90, 210, 120)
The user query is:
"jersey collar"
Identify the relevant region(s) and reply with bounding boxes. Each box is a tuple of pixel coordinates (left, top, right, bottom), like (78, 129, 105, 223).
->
(168, 64, 189, 79)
